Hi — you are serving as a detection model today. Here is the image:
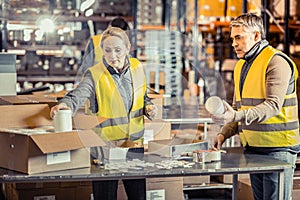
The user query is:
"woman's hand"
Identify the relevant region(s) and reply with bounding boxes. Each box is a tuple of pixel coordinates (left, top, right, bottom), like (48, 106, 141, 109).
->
(145, 104, 158, 120)
(50, 103, 71, 119)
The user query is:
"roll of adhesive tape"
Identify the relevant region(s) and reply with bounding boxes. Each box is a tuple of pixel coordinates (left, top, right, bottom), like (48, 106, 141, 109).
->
(54, 110, 72, 132)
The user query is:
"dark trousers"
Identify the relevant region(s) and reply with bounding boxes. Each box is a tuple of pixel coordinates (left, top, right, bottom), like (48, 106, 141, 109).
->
(92, 179, 146, 200)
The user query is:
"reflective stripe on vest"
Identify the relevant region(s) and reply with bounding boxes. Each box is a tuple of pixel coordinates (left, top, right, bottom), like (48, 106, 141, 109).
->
(234, 46, 300, 147)
(89, 58, 146, 141)
(92, 34, 103, 63)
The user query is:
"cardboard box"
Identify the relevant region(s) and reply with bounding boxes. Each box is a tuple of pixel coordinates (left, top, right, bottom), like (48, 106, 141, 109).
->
(117, 177, 184, 200)
(4, 181, 92, 200)
(293, 178, 300, 199)
(148, 138, 208, 158)
(147, 177, 184, 200)
(183, 176, 210, 185)
(198, 0, 226, 17)
(144, 119, 171, 145)
(72, 109, 107, 130)
(226, 0, 243, 17)
(0, 104, 105, 174)
(238, 178, 254, 200)
(212, 173, 250, 184)
(0, 95, 57, 108)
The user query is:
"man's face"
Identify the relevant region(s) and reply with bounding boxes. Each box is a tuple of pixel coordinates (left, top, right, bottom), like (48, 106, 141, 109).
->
(230, 26, 258, 58)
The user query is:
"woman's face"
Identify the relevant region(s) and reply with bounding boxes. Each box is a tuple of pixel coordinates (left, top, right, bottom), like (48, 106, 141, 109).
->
(102, 35, 129, 70)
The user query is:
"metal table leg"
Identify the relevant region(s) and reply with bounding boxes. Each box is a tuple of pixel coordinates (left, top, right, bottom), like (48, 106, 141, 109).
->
(232, 174, 238, 200)
(278, 170, 284, 200)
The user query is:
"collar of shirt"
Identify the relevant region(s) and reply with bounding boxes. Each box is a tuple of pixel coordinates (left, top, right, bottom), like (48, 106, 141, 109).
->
(103, 57, 130, 76)
(244, 39, 269, 62)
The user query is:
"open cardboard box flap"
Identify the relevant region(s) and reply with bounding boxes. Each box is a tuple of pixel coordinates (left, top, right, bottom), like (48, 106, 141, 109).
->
(30, 130, 106, 154)
(0, 104, 108, 130)
(0, 104, 52, 128)
(0, 104, 107, 154)
(73, 112, 107, 130)
(0, 104, 108, 174)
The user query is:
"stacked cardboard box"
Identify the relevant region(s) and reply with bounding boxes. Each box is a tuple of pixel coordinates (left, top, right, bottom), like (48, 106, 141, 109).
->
(117, 177, 184, 200)
(3, 181, 92, 200)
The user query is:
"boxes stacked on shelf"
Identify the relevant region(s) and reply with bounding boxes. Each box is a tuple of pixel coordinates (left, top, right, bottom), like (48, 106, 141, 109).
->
(183, 175, 210, 188)
(18, 51, 48, 76)
(137, 0, 163, 26)
(117, 177, 184, 200)
(226, 0, 243, 17)
(3, 181, 92, 200)
(144, 30, 183, 97)
(186, 0, 225, 21)
(49, 57, 77, 76)
(271, 0, 297, 18)
(186, 0, 260, 19)
(227, 0, 260, 17)
(200, 0, 226, 17)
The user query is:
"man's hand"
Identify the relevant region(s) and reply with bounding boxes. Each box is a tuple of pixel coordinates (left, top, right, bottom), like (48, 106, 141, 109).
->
(211, 133, 225, 150)
(211, 100, 236, 125)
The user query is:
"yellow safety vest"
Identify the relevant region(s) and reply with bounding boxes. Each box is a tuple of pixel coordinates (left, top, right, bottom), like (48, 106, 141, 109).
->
(234, 46, 300, 147)
(89, 58, 146, 142)
(92, 34, 103, 63)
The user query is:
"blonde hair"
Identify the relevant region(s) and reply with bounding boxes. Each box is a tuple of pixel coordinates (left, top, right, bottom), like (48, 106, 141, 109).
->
(100, 27, 131, 50)
(230, 13, 265, 39)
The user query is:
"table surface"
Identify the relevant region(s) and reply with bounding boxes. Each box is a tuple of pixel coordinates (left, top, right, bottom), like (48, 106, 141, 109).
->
(0, 147, 291, 183)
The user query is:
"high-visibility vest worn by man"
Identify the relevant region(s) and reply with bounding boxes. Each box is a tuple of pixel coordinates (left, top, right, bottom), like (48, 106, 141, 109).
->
(234, 45, 300, 147)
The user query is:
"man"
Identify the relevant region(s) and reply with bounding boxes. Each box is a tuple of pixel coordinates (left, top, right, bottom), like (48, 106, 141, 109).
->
(211, 13, 300, 200)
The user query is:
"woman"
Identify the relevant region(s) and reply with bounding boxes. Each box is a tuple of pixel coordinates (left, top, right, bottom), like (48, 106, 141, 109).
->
(50, 27, 157, 200)
(78, 17, 130, 76)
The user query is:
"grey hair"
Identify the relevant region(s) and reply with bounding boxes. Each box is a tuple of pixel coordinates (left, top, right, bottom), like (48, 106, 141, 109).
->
(230, 13, 266, 39)
(100, 27, 131, 50)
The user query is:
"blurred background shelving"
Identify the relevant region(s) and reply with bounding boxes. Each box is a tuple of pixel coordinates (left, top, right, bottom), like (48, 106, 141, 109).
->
(0, 0, 299, 97)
